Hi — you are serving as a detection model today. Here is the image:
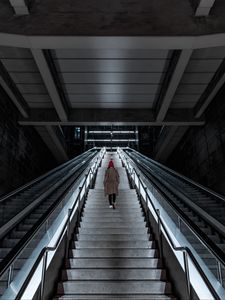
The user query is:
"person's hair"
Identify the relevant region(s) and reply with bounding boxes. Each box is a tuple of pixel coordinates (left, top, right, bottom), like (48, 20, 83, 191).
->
(108, 160, 114, 168)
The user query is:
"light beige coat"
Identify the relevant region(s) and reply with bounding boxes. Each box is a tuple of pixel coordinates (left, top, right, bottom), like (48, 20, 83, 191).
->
(104, 167, 120, 195)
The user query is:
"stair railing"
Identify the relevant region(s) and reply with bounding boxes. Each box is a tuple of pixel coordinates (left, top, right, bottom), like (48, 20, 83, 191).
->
(118, 148, 222, 300)
(124, 148, 225, 287)
(126, 147, 225, 205)
(0, 148, 96, 204)
(1, 148, 105, 300)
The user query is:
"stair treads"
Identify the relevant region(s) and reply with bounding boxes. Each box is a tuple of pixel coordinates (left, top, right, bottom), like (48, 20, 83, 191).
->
(77, 234, 150, 241)
(54, 153, 176, 300)
(85, 200, 141, 210)
(67, 258, 162, 269)
(81, 217, 144, 222)
(80, 222, 146, 228)
(88, 191, 137, 195)
(54, 296, 176, 300)
(81, 215, 143, 220)
(78, 228, 148, 234)
(74, 241, 153, 249)
(70, 249, 158, 258)
(62, 269, 166, 280)
(57, 281, 171, 295)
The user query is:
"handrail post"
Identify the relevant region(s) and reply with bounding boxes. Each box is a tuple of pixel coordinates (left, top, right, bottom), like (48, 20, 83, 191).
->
(178, 216, 181, 231)
(157, 209, 163, 260)
(7, 264, 13, 287)
(133, 171, 136, 189)
(89, 171, 92, 189)
(144, 187, 150, 228)
(65, 208, 72, 261)
(137, 174, 141, 199)
(40, 250, 48, 300)
(216, 260, 223, 285)
(77, 187, 82, 226)
(85, 174, 88, 197)
(132, 168, 135, 189)
(183, 250, 191, 300)
(45, 219, 49, 233)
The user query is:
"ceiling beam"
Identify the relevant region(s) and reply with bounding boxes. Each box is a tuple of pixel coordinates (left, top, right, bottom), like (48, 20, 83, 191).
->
(155, 49, 193, 122)
(31, 49, 68, 122)
(1, 34, 225, 50)
(195, 0, 216, 16)
(0, 60, 29, 118)
(8, 0, 29, 15)
(154, 126, 189, 162)
(18, 108, 205, 126)
(194, 58, 225, 118)
(35, 126, 68, 163)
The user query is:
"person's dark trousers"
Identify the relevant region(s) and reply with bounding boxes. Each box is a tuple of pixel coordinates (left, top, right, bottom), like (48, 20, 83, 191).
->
(108, 193, 116, 205)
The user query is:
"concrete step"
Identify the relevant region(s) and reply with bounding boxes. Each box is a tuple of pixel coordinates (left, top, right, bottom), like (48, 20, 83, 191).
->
(67, 258, 162, 269)
(78, 228, 148, 234)
(85, 202, 140, 207)
(74, 241, 153, 249)
(81, 217, 144, 222)
(80, 218, 146, 228)
(70, 249, 158, 258)
(89, 190, 136, 194)
(82, 212, 143, 218)
(62, 269, 166, 280)
(87, 196, 137, 199)
(54, 296, 176, 300)
(87, 195, 138, 199)
(77, 234, 150, 241)
(57, 281, 172, 295)
(83, 209, 142, 215)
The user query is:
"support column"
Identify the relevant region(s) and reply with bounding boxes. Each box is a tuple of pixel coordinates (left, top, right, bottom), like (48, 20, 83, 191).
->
(9, 0, 29, 15)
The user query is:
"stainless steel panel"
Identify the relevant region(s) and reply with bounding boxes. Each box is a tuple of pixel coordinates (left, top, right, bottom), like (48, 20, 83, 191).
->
(55, 59, 168, 72)
(64, 84, 160, 94)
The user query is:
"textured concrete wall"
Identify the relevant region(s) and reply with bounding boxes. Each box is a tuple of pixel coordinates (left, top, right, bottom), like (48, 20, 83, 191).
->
(0, 91, 57, 196)
(166, 86, 225, 196)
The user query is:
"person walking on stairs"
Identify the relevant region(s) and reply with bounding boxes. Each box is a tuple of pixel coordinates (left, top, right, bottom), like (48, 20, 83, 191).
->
(104, 159, 119, 209)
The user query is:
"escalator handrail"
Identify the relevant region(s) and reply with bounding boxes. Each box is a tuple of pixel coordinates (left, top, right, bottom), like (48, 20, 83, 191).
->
(125, 150, 225, 267)
(120, 149, 221, 300)
(127, 147, 225, 205)
(129, 150, 225, 239)
(0, 151, 96, 231)
(0, 150, 100, 280)
(13, 149, 104, 300)
(130, 151, 225, 238)
(0, 148, 95, 204)
(0, 151, 97, 241)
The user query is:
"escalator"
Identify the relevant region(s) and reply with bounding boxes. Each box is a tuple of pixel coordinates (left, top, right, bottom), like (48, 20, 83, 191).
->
(0, 148, 224, 299)
(0, 148, 100, 297)
(124, 148, 225, 291)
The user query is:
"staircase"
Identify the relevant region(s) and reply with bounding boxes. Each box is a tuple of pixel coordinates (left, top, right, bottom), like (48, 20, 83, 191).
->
(54, 153, 176, 300)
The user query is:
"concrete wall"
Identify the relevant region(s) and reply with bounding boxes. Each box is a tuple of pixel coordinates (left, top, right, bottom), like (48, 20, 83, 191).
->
(0, 92, 57, 196)
(166, 86, 225, 196)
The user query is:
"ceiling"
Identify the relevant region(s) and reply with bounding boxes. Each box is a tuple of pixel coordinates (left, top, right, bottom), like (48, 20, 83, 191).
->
(1, 0, 225, 162)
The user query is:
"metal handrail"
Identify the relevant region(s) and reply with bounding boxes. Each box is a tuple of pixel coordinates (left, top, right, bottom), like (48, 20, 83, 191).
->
(124, 149, 225, 268)
(9, 148, 104, 300)
(0, 152, 98, 282)
(0, 148, 95, 203)
(119, 148, 221, 300)
(126, 150, 225, 258)
(127, 147, 225, 204)
(128, 151, 225, 237)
